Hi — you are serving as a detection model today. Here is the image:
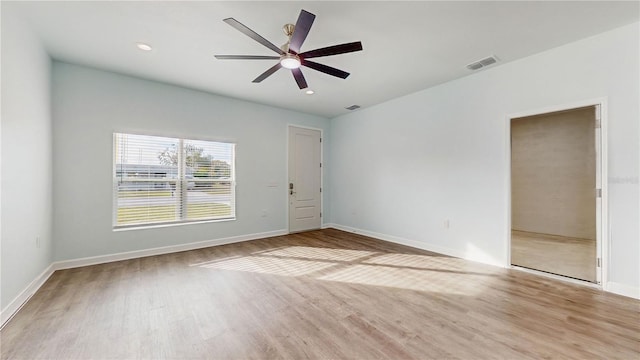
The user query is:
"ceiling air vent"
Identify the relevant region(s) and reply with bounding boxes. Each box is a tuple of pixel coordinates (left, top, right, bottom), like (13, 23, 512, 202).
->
(466, 55, 499, 71)
(345, 105, 361, 111)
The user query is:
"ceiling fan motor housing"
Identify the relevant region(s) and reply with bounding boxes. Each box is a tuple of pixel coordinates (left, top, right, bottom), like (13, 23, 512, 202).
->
(283, 24, 295, 37)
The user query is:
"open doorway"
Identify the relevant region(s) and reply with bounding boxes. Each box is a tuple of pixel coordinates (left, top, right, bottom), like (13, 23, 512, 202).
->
(510, 105, 602, 283)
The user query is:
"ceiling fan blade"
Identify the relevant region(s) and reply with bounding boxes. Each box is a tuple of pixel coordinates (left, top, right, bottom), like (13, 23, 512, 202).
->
(302, 60, 350, 79)
(299, 41, 363, 59)
(215, 55, 280, 60)
(291, 68, 308, 89)
(223, 18, 284, 55)
(289, 10, 315, 54)
(253, 63, 282, 83)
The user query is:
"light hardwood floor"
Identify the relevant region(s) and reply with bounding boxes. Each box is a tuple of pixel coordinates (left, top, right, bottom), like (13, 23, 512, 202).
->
(2, 229, 638, 359)
(511, 230, 596, 282)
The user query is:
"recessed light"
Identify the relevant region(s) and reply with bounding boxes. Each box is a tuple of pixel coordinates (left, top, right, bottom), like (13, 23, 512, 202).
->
(305, 90, 315, 95)
(136, 43, 153, 51)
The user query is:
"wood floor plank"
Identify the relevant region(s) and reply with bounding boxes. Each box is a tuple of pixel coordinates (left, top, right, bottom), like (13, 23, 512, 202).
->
(1, 228, 638, 359)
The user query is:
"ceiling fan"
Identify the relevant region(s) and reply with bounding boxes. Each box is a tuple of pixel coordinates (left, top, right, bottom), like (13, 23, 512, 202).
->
(214, 9, 363, 90)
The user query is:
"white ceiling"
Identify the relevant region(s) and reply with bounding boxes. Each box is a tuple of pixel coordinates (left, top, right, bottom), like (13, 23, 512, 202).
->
(5, 1, 639, 118)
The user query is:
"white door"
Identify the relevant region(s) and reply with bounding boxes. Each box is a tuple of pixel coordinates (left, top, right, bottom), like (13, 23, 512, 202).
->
(288, 126, 321, 233)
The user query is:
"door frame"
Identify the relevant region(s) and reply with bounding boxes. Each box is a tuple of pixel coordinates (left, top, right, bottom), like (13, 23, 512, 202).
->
(505, 97, 608, 288)
(286, 124, 323, 233)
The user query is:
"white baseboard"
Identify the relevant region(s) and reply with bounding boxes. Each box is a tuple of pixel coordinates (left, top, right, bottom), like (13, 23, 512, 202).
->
(1, 264, 55, 329)
(606, 281, 640, 299)
(53, 229, 288, 270)
(327, 224, 640, 300)
(1, 229, 287, 328)
(327, 223, 470, 263)
(3, 226, 637, 329)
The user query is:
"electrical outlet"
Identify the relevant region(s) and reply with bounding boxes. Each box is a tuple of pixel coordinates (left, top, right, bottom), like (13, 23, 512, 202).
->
(444, 220, 450, 229)
(36, 236, 41, 248)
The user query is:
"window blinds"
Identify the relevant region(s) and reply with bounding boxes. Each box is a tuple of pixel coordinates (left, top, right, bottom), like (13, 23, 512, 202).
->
(113, 133, 236, 228)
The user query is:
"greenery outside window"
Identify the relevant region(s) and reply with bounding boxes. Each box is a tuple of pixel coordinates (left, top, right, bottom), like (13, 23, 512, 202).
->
(113, 133, 236, 228)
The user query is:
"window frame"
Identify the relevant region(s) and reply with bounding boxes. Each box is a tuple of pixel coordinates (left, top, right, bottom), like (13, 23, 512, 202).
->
(112, 132, 237, 230)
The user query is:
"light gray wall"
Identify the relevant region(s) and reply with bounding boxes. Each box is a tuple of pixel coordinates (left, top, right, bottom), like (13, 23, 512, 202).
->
(511, 107, 596, 240)
(329, 23, 639, 290)
(1, 9, 53, 308)
(52, 62, 330, 261)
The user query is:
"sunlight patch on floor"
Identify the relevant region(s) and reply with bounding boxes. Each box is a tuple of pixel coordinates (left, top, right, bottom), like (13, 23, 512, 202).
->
(317, 264, 487, 295)
(363, 253, 481, 272)
(193, 246, 492, 294)
(258, 246, 376, 262)
(198, 256, 334, 276)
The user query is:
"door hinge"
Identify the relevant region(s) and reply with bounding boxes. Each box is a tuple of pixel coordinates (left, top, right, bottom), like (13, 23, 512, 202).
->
(596, 188, 602, 198)
(597, 257, 601, 268)
(320, 187, 322, 193)
(320, 138, 322, 143)
(320, 212, 322, 218)
(320, 163, 322, 168)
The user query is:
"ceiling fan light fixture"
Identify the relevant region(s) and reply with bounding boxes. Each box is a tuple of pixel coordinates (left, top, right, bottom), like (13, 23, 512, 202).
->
(215, 10, 363, 89)
(280, 54, 301, 69)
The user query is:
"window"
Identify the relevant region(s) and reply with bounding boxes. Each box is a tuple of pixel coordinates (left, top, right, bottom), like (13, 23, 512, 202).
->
(113, 133, 235, 228)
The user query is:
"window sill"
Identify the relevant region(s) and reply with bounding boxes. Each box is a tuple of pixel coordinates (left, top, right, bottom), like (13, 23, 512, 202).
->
(113, 217, 236, 232)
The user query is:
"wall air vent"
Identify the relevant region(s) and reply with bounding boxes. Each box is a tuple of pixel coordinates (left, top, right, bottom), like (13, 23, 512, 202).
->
(466, 55, 499, 71)
(345, 105, 361, 111)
